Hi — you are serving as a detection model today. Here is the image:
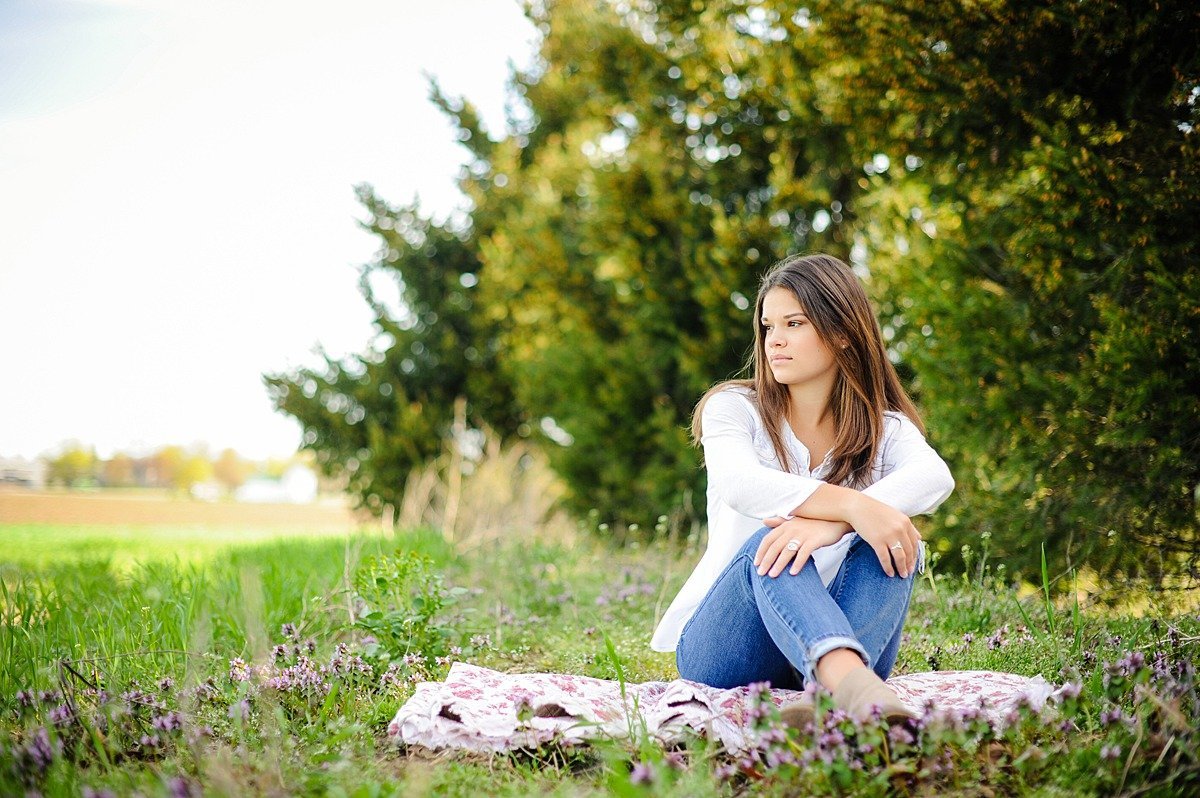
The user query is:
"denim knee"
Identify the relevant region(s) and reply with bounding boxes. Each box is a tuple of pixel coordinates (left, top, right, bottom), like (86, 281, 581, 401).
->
(736, 526, 773, 559)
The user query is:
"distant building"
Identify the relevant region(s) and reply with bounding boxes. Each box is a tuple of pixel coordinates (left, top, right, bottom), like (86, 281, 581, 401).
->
(189, 480, 222, 502)
(0, 456, 46, 488)
(234, 464, 318, 504)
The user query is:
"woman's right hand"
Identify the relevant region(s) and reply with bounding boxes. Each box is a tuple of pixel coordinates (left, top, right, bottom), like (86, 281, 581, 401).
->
(845, 495, 921, 578)
(754, 516, 851, 577)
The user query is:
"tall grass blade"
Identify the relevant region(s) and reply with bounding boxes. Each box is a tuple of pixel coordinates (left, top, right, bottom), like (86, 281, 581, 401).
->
(1041, 543, 1056, 638)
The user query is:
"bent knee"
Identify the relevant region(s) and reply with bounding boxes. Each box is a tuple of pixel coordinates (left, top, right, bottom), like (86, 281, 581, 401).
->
(736, 525, 774, 557)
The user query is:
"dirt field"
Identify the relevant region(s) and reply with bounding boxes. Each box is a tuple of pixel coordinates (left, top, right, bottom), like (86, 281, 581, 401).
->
(0, 488, 366, 528)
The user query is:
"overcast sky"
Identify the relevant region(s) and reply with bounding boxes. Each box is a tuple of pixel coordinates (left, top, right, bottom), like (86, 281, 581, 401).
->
(0, 0, 538, 460)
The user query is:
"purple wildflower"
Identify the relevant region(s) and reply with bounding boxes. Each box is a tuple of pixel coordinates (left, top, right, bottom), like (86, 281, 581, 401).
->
(228, 658, 251, 683)
(629, 762, 654, 784)
(380, 664, 404, 689)
(48, 704, 74, 726)
(19, 727, 61, 775)
(887, 724, 915, 746)
(185, 724, 213, 745)
(167, 776, 200, 798)
(192, 680, 220, 703)
(1100, 744, 1122, 760)
(228, 699, 250, 721)
(152, 711, 184, 732)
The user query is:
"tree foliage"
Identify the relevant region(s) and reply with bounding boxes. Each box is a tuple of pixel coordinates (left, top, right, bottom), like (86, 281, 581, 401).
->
(268, 0, 1199, 582)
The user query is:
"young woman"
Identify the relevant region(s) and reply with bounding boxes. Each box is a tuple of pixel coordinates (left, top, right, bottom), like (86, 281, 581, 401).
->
(650, 253, 954, 724)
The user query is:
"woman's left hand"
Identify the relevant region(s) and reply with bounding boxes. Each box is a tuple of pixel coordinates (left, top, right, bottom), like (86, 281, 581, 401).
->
(754, 516, 851, 578)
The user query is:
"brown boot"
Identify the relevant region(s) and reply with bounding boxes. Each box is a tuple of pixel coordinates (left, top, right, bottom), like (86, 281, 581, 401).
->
(831, 667, 916, 724)
(778, 692, 816, 730)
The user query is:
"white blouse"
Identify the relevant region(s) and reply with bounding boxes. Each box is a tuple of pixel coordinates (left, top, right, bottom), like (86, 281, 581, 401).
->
(650, 387, 955, 652)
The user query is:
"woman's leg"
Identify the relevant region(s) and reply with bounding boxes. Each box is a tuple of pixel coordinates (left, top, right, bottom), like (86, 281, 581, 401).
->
(824, 535, 920, 681)
(679, 527, 868, 688)
(675, 550, 803, 690)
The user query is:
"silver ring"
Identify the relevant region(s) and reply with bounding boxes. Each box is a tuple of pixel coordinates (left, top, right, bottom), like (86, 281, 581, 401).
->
(890, 542, 903, 551)
(785, 540, 801, 551)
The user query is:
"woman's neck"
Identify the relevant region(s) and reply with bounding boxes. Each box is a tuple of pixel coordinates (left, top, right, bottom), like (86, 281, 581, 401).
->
(786, 382, 836, 431)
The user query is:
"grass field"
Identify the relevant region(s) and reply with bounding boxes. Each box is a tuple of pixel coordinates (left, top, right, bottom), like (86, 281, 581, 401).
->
(1, 492, 1198, 796)
(0, 489, 367, 568)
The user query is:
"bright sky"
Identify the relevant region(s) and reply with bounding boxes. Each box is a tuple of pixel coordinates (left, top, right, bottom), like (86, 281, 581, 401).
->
(0, 0, 538, 460)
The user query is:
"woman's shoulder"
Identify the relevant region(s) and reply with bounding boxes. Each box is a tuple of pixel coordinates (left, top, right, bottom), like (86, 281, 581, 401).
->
(701, 383, 756, 412)
(698, 383, 761, 427)
(881, 409, 927, 443)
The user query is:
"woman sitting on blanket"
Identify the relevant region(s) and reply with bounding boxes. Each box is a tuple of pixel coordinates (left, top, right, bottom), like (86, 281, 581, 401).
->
(650, 253, 955, 726)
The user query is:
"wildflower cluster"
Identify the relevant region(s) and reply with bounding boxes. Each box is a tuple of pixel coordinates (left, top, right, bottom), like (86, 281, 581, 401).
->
(691, 632, 1200, 796)
(594, 566, 657, 607)
(2, 674, 206, 794)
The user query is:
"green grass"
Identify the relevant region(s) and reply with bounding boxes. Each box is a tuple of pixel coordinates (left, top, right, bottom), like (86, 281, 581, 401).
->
(2, 524, 1197, 796)
(0, 523, 368, 568)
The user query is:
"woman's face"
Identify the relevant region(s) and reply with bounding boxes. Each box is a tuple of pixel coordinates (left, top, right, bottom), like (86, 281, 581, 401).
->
(760, 286, 840, 390)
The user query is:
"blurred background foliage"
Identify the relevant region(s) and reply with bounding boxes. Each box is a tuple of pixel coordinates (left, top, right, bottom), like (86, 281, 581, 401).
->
(265, 0, 1199, 586)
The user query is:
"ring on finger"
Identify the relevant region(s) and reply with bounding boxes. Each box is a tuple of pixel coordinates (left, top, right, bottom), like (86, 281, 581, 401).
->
(889, 541, 903, 551)
(785, 539, 801, 551)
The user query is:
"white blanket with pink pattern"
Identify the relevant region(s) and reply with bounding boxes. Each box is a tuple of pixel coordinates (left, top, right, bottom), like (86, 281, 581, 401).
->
(387, 663, 1057, 753)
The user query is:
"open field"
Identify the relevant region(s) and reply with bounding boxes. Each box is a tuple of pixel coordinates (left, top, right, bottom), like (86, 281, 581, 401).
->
(0, 489, 371, 568)
(1, 504, 1198, 796)
(0, 488, 362, 528)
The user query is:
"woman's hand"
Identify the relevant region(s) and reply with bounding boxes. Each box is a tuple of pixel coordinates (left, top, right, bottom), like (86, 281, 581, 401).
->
(845, 495, 921, 578)
(754, 516, 850, 578)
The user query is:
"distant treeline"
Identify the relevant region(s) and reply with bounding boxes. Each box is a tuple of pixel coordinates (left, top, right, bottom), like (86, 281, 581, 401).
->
(266, 0, 1199, 585)
(42, 445, 303, 493)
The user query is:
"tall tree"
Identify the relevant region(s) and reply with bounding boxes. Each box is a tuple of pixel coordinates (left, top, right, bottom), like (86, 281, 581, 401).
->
(782, 0, 1200, 581)
(268, 0, 1198, 582)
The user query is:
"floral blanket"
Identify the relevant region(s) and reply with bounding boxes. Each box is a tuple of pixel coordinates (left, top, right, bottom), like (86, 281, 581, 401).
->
(388, 663, 1057, 753)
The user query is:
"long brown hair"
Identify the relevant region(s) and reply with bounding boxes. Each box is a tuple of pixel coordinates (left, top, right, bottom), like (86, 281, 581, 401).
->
(692, 253, 924, 488)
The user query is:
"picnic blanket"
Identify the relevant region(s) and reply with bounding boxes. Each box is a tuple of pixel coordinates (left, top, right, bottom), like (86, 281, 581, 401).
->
(387, 663, 1058, 753)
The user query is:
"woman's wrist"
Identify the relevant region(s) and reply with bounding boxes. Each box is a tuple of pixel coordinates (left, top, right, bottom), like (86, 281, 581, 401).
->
(791, 483, 868, 527)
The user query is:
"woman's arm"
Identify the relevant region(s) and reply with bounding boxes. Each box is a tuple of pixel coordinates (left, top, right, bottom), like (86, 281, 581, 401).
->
(700, 390, 828, 520)
(758, 414, 954, 579)
(784, 413, 954, 523)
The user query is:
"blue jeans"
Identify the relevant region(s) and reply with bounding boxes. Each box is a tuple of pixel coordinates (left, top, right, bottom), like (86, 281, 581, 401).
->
(675, 527, 920, 690)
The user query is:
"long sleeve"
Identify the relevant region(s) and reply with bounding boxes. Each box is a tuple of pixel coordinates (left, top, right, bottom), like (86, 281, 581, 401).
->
(702, 390, 954, 521)
(700, 390, 825, 518)
(859, 413, 955, 516)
